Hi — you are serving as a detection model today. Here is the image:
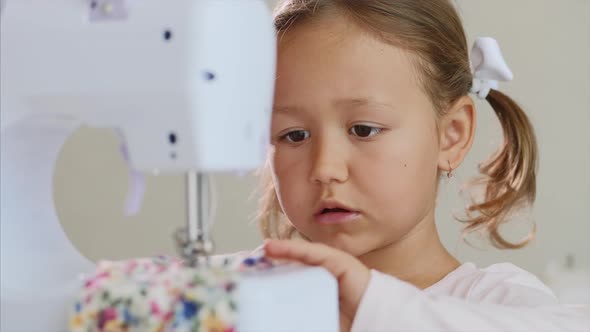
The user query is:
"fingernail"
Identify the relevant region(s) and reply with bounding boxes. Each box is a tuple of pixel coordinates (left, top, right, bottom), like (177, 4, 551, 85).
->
(262, 239, 272, 254)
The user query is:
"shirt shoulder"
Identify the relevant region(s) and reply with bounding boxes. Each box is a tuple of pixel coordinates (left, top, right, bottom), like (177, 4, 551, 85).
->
(426, 262, 558, 306)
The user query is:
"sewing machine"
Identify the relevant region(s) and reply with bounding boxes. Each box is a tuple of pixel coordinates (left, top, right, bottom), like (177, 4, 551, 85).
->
(0, 1, 338, 331)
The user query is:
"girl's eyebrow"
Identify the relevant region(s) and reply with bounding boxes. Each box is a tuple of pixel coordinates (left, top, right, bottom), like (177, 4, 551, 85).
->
(273, 105, 304, 113)
(274, 97, 395, 114)
(333, 97, 396, 111)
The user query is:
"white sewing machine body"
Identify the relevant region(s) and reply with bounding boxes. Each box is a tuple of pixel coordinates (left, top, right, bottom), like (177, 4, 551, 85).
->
(1, 0, 274, 172)
(0, 1, 338, 331)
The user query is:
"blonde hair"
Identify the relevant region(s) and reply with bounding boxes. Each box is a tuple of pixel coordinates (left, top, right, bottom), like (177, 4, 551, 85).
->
(258, 0, 538, 249)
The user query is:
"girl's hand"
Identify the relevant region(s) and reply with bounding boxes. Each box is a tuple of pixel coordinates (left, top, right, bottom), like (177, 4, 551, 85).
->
(263, 239, 371, 328)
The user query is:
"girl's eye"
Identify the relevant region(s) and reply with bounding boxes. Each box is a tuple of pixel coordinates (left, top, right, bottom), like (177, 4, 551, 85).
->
(349, 125, 383, 138)
(280, 130, 310, 143)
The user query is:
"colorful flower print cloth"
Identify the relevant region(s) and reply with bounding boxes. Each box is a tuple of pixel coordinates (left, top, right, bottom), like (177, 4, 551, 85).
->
(69, 254, 278, 332)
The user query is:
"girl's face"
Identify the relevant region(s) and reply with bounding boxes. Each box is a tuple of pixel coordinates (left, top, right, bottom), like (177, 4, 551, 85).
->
(270, 15, 442, 256)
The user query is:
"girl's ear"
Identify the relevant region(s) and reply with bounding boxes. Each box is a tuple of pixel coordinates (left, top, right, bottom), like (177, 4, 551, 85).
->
(437, 96, 476, 173)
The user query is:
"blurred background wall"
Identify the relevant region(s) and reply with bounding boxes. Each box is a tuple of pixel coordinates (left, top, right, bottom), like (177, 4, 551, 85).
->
(57, 0, 590, 286)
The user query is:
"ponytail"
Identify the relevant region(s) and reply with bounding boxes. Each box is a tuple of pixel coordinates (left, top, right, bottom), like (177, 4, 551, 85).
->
(463, 89, 538, 249)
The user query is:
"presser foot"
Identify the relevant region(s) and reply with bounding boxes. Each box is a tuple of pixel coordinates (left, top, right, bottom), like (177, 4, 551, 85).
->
(174, 228, 215, 267)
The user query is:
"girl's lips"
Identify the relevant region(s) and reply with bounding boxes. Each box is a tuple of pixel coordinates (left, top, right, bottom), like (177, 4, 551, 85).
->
(314, 211, 361, 224)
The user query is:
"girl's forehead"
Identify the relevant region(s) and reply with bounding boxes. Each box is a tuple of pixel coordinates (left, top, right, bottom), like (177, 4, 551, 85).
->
(275, 20, 423, 108)
(278, 15, 388, 63)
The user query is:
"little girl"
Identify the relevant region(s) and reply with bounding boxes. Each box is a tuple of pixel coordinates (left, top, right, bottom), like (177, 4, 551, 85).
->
(260, 0, 590, 331)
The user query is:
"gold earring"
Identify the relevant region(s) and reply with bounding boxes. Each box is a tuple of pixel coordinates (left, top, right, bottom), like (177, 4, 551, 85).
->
(447, 160, 454, 178)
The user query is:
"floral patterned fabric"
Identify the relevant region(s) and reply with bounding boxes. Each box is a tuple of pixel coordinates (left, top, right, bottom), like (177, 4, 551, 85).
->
(69, 254, 275, 332)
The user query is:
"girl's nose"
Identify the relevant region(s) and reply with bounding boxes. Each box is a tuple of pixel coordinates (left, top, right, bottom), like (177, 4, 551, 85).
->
(308, 134, 349, 185)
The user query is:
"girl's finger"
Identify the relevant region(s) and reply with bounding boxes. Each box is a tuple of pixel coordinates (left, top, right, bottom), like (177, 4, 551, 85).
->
(264, 239, 349, 279)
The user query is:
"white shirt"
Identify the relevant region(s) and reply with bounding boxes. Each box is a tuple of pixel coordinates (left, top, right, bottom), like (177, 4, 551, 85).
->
(351, 262, 590, 331)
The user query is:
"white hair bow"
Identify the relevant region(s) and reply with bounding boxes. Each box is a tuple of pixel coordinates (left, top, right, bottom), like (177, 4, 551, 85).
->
(470, 37, 513, 99)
